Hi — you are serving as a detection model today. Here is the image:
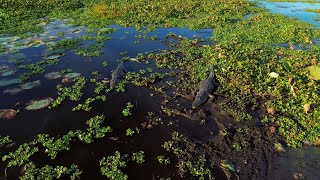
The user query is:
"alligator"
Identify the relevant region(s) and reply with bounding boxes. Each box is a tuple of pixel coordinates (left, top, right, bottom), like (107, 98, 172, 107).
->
(109, 57, 143, 88)
(110, 62, 126, 88)
(192, 66, 219, 108)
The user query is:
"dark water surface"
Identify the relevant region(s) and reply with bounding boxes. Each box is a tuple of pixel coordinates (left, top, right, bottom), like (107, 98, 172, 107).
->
(0, 20, 213, 179)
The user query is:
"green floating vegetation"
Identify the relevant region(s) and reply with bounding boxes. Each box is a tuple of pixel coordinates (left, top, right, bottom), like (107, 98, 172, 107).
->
(45, 54, 62, 60)
(100, 151, 145, 180)
(2, 115, 112, 175)
(305, 8, 320, 14)
(25, 98, 54, 110)
(2, 141, 39, 167)
(75, 43, 104, 57)
(3, 87, 24, 95)
(63, 72, 81, 79)
(100, 151, 128, 180)
(77, 115, 112, 144)
(150, 19, 320, 147)
(21, 162, 82, 180)
(0, 135, 12, 148)
(122, 102, 134, 117)
(0, 0, 260, 36)
(212, 13, 320, 46)
(18, 58, 59, 82)
(72, 95, 107, 112)
(0, 78, 21, 87)
(20, 80, 41, 90)
(49, 39, 80, 51)
(50, 76, 86, 108)
(45, 71, 62, 80)
(125, 128, 135, 136)
(0, 44, 7, 53)
(0, 69, 15, 77)
(157, 155, 171, 165)
(162, 132, 213, 179)
(308, 65, 320, 80)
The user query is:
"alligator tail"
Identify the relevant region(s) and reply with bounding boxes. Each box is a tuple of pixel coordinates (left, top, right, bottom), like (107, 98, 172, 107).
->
(209, 66, 215, 78)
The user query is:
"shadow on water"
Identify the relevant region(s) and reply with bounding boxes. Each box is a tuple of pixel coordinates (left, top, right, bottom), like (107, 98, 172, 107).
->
(270, 146, 320, 180)
(0, 19, 214, 179)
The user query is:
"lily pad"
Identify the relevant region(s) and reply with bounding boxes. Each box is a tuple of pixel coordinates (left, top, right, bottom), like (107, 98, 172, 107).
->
(45, 54, 61, 60)
(44, 72, 62, 80)
(0, 78, 21, 87)
(10, 45, 28, 51)
(20, 80, 41, 90)
(0, 109, 17, 120)
(25, 98, 54, 110)
(0, 69, 15, 77)
(0, 65, 9, 70)
(10, 53, 26, 60)
(3, 88, 24, 95)
(308, 66, 320, 80)
(0, 36, 19, 43)
(63, 73, 80, 79)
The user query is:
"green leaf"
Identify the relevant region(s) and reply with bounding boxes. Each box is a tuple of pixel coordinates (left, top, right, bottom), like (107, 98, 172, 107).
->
(308, 65, 320, 80)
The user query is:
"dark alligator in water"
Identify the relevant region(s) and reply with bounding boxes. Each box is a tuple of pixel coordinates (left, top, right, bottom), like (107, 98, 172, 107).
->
(192, 66, 219, 108)
(110, 58, 142, 88)
(110, 62, 126, 88)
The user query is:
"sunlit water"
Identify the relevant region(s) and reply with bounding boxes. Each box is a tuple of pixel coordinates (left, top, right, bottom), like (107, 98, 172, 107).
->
(253, 0, 320, 27)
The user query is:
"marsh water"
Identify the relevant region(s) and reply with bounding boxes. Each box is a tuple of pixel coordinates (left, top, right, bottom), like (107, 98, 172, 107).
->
(0, 19, 215, 179)
(1, 1, 320, 179)
(256, 1, 320, 26)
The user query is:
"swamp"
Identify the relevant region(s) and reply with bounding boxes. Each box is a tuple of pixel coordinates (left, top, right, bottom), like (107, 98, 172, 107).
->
(0, 0, 320, 179)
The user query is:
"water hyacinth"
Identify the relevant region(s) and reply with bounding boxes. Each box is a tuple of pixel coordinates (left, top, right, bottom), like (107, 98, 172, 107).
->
(44, 72, 62, 80)
(25, 98, 54, 110)
(0, 109, 17, 120)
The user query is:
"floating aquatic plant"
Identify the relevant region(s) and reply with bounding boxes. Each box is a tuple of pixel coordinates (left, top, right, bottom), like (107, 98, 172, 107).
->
(20, 80, 41, 90)
(10, 53, 25, 61)
(20, 162, 82, 180)
(63, 72, 81, 79)
(3, 87, 24, 95)
(0, 109, 17, 120)
(45, 54, 61, 60)
(122, 102, 134, 116)
(0, 65, 9, 70)
(44, 72, 62, 80)
(0, 69, 15, 77)
(308, 65, 320, 80)
(0, 78, 21, 87)
(50, 77, 86, 108)
(25, 98, 54, 110)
